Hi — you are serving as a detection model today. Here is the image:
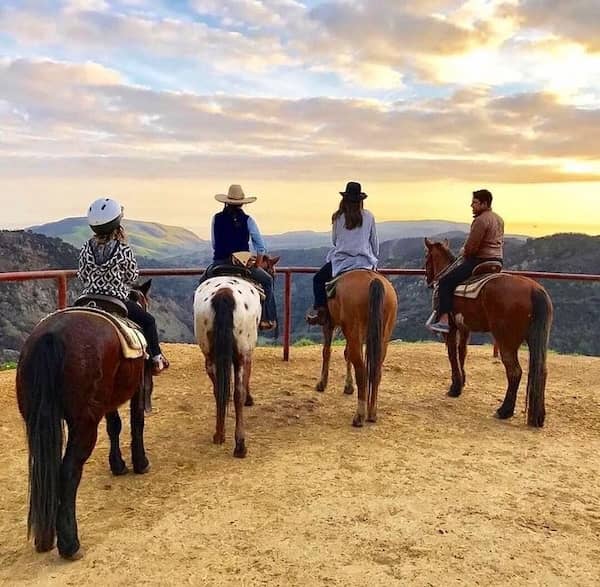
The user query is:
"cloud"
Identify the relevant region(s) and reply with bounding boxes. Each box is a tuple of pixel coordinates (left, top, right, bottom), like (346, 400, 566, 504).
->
(0, 58, 598, 185)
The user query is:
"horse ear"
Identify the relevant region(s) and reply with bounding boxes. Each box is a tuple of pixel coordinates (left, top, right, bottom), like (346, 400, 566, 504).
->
(443, 239, 450, 248)
(270, 255, 280, 266)
(139, 279, 152, 295)
(424, 237, 433, 249)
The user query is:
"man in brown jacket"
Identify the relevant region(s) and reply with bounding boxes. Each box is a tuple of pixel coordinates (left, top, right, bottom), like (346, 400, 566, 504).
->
(428, 189, 504, 333)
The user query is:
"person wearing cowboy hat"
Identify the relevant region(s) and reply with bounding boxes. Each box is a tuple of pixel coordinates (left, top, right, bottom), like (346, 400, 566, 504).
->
(306, 181, 379, 326)
(211, 184, 277, 330)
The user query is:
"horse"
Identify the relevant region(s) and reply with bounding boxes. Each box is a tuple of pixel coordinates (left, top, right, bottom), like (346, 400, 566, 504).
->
(16, 280, 155, 560)
(316, 270, 398, 427)
(424, 239, 553, 427)
(193, 255, 280, 458)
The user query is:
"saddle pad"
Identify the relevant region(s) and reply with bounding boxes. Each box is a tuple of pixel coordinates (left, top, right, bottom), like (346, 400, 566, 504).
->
(50, 307, 148, 359)
(454, 273, 503, 299)
(325, 269, 379, 299)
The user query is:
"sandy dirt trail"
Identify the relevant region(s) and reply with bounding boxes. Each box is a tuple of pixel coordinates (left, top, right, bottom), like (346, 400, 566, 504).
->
(1, 343, 600, 586)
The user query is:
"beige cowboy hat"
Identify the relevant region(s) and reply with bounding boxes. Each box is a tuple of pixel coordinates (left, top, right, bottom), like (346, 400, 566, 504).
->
(215, 184, 257, 205)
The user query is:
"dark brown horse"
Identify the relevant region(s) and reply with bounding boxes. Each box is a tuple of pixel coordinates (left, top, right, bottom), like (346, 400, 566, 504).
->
(424, 239, 553, 426)
(16, 281, 154, 560)
(316, 270, 398, 427)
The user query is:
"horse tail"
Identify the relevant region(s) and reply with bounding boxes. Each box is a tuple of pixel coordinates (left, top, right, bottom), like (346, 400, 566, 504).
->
(21, 332, 65, 549)
(526, 287, 553, 427)
(212, 290, 236, 432)
(366, 278, 385, 408)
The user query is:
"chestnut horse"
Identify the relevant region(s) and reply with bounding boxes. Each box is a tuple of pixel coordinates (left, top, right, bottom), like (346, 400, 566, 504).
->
(316, 270, 398, 427)
(424, 239, 553, 426)
(193, 255, 279, 458)
(16, 281, 154, 560)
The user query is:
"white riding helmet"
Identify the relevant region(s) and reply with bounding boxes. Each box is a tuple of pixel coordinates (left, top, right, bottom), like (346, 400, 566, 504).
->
(87, 197, 123, 235)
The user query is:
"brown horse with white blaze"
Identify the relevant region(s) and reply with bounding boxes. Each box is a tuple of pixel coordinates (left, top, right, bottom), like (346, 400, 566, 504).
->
(316, 270, 398, 427)
(425, 239, 553, 427)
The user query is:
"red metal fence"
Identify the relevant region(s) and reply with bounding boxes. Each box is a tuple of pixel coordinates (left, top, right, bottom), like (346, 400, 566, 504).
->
(2, 267, 600, 361)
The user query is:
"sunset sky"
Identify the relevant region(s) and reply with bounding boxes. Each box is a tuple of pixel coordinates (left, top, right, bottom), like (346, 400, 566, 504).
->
(0, 0, 599, 238)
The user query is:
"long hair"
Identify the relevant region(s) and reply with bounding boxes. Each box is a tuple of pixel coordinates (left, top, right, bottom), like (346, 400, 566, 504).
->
(332, 199, 363, 230)
(93, 226, 126, 244)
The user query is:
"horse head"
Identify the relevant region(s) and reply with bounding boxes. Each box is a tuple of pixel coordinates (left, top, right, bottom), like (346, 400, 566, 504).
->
(424, 238, 455, 287)
(257, 255, 280, 278)
(129, 279, 152, 310)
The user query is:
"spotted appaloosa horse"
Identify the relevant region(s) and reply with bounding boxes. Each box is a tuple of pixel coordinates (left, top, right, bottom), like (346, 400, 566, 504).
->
(193, 255, 279, 458)
(16, 281, 154, 560)
(425, 239, 553, 427)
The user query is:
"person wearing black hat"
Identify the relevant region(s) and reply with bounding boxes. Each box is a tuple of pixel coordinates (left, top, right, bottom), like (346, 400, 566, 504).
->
(427, 189, 504, 334)
(306, 182, 379, 325)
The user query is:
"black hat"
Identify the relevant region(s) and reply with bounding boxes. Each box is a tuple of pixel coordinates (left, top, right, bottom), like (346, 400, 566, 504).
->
(340, 181, 367, 202)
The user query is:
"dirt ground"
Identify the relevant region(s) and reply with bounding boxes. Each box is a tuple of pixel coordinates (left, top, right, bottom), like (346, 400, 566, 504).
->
(1, 342, 600, 586)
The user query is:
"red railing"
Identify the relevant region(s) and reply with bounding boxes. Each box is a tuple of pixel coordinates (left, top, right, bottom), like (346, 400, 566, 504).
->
(2, 267, 600, 361)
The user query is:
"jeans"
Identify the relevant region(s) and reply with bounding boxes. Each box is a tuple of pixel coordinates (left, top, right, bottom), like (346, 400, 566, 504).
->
(437, 257, 502, 314)
(125, 300, 162, 357)
(313, 262, 333, 308)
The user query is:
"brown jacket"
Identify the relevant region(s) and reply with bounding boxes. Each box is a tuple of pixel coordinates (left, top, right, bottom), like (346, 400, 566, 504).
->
(463, 209, 504, 259)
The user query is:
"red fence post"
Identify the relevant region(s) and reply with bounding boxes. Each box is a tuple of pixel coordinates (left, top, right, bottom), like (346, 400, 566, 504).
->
(283, 271, 292, 361)
(57, 274, 68, 309)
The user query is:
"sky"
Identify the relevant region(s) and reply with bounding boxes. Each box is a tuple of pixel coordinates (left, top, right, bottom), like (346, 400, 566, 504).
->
(0, 0, 599, 238)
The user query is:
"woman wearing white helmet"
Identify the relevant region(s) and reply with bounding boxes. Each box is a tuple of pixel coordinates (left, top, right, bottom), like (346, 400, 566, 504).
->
(77, 197, 169, 375)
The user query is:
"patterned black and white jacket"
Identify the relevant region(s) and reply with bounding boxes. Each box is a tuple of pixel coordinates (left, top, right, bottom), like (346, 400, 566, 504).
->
(78, 238, 139, 301)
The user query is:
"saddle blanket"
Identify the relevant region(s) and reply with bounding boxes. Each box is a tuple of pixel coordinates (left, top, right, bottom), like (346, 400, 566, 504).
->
(44, 307, 147, 359)
(454, 272, 503, 299)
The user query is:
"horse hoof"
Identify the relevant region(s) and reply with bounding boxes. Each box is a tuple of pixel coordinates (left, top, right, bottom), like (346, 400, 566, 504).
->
(111, 465, 129, 477)
(447, 387, 462, 398)
(343, 386, 354, 396)
(367, 415, 377, 423)
(352, 415, 364, 428)
(495, 408, 514, 420)
(233, 441, 247, 458)
(245, 395, 254, 407)
(34, 536, 55, 553)
(316, 382, 326, 393)
(60, 548, 84, 561)
(134, 462, 151, 475)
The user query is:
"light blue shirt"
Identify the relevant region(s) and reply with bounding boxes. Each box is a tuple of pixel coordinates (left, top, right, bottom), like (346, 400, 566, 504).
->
(211, 215, 267, 255)
(327, 209, 379, 276)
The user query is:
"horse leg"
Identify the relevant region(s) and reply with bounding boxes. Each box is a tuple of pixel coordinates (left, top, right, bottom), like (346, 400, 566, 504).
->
(316, 321, 334, 392)
(495, 346, 522, 420)
(343, 347, 354, 395)
(458, 328, 470, 387)
(244, 358, 254, 407)
(130, 390, 150, 474)
(106, 411, 128, 476)
(446, 326, 464, 397)
(56, 421, 99, 560)
(367, 342, 387, 424)
(233, 355, 248, 458)
(348, 339, 367, 428)
(205, 357, 225, 445)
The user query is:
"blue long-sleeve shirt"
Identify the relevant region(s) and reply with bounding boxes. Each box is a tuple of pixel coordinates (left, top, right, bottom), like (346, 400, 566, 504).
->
(211, 214, 267, 254)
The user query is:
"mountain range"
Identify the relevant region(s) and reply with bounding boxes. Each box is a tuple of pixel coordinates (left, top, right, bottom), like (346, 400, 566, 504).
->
(2, 227, 600, 363)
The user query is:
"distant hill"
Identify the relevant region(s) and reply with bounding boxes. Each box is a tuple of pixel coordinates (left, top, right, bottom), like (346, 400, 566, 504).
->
(28, 217, 528, 262)
(29, 217, 211, 260)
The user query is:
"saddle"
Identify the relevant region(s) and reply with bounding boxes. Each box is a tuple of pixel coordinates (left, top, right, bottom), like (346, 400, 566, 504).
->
(453, 261, 504, 299)
(200, 255, 266, 301)
(74, 294, 128, 317)
(52, 306, 148, 359)
(326, 269, 378, 299)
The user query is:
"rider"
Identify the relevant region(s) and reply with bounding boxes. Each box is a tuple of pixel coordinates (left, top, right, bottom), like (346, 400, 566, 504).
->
(211, 184, 277, 331)
(306, 181, 379, 325)
(78, 197, 169, 375)
(428, 189, 504, 334)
